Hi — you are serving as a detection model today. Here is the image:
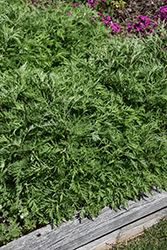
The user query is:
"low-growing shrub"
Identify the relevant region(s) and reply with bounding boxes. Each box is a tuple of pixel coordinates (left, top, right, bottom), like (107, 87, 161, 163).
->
(0, 0, 109, 72)
(0, 0, 167, 246)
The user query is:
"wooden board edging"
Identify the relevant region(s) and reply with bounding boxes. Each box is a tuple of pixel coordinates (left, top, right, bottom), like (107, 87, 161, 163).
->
(1, 188, 167, 250)
(77, 207, 167, 250)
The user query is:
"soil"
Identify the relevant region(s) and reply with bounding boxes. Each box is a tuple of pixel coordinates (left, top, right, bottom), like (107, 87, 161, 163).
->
(112, 0, 167, 37)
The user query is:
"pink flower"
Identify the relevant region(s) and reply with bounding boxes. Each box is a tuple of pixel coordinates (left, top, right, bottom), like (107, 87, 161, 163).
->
(97, 12, 102, 16)
(137, 15, 150, 21)
(149, 29, 155, 33)
(100, 16, 106, 21)
(68, 13, 71, 16)
(106, 16, 111, 21)
(110, 23, 120, 33)
(127, 24, 134, 29)
(73, 3, 78, 7)
(136, 27, 141, 31)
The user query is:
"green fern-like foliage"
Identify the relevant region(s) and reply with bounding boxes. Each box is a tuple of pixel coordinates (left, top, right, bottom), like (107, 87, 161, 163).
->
(0, 0, 167, 246)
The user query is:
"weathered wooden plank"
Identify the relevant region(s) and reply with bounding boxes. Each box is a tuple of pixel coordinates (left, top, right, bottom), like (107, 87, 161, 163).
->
(1, 188, 167, 250)
(78, 207, 167, 250)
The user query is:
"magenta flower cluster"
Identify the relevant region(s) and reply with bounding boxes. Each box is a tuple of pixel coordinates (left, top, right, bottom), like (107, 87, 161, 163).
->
(155, 4, 167, 21)
(127, 5, 167, 37)
(109, 23, 120, 34)
(127, 15, 159, 36)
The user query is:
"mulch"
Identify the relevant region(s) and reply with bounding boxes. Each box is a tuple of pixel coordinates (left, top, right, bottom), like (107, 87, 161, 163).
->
(112, 0, 167, 37)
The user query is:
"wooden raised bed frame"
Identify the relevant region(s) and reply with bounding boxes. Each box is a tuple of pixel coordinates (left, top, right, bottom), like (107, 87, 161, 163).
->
(1, 188, 167, 250)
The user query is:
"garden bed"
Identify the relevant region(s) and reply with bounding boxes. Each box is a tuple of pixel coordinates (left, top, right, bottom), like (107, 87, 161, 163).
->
(0, 0, 167, 247)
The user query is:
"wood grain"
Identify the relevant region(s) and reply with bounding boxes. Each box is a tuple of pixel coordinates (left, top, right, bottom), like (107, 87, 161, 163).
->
(78, 207, 167, 250)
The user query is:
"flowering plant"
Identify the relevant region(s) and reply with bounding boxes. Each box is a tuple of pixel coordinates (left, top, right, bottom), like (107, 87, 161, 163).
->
(18, 202, 28, 219)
